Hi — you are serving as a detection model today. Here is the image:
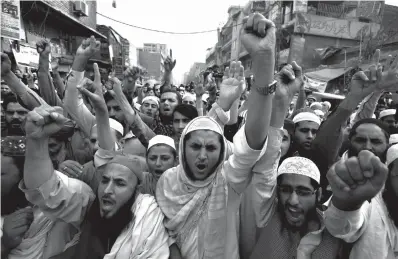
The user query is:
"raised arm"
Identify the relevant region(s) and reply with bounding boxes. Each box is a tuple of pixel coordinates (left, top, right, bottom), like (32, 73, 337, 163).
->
(36, 40, 63, 107)
(23, 105, 94, 226)
(224, 13, 275, 194)
(51, 58, 66, 99)
(160, 50, 176, 92)
(63, 36, 100, 137)
(1, 53, 45, 109)
(78, 63, 114, 151)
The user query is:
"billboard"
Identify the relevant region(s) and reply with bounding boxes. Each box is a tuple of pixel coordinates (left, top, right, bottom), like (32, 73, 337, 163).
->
(1, 0, 21, 40)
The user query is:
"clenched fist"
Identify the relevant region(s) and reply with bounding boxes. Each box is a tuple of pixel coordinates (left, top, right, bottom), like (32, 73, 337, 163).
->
(36, 40, 51, 58)
(327, 150, 388, 210)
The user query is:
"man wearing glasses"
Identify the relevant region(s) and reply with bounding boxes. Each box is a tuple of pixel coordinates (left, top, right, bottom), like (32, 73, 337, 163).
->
(240, 156, 347, 259)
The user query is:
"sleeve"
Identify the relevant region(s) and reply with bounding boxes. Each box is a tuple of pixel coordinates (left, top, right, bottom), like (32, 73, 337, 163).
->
(207, 102, 231, 129)
(19, 171, 95, 229)
(324, 200, 371, 243)
(251, 127, 282, 227)
(223, 125, 267, 195)
(63, 71, 96, 137)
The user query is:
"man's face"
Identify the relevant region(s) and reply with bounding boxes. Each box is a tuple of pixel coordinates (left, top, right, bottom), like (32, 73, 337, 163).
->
(154, 85, 161, 97)
(349, 123, 388, 159)
(179, 89, 185, 97)
(1, 84, 10, 95)
(182, 94, 195, 106)
(173, 111, 192, 140)
(307, 98, 316, 106)
(48, 137, 65, 160)
(1, 155, 21, 197)
(147, 145, 176, 178)
(281, 129, 291, 158)
(107, 99, 125, 124)
(160, 92, 179, 117)
(146, 89, 154, 97)
(278, 174, 318, 229)
(5, 102, 28, 125)
(184, 130, 222, 181)
(382, 115, 396, 128)
(98, 163, 138, 219)
(141, 100, 159, 118)
(293, 121, 319, 151)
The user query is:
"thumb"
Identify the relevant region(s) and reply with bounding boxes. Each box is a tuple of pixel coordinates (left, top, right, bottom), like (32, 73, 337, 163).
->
(77, 85, 96, 100)
(369, 155, 388, 187)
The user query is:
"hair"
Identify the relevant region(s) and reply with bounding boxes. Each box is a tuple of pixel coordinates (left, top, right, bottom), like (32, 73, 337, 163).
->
(172, 104, 198, 121)
(2, 92, 18, 110)
(103, 91, 115, 104)
(146, 143, 177, 160)
(161, 89, 182, 104)
(349, 118, 390, 142)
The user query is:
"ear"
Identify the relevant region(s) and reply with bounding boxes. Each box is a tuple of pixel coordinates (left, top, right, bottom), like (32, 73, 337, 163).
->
(316, 187, 323, 203)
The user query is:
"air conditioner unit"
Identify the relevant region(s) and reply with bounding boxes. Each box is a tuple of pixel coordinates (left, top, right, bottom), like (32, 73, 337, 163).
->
(73, 1, 88, 17)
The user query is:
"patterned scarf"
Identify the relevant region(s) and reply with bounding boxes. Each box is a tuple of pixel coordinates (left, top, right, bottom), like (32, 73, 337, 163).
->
(156, 117, 228, 259)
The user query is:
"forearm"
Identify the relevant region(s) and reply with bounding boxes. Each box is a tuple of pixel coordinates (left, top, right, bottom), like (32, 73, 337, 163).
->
(95, 108, 114, 151)
(196, 95, 204, 116)
(295, 87, 306, 110)
(38, 57, 61, 107)
(24, 137, 53, 189)
(160, 71, 172, 92)
(227, 99, 240, 125)
(350, 91, 383, 128)
(245, 53, 275, 150)
(52, 70, 66, 99)
(2, 73, 41, 109)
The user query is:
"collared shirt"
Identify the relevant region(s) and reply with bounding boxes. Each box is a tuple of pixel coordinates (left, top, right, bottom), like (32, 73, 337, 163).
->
(325, 193, 398, 259)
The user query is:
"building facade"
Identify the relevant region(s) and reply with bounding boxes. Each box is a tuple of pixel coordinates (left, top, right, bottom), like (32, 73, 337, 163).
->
(137, 43, 168, 81)
(7, 0, 106, 73)
(184, 62, 207, 85)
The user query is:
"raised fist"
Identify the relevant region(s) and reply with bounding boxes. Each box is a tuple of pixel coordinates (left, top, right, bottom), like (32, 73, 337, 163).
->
(275, 62, 303, 101)
(123, 66, 141, 82)
(24, 105, 69, 140)
(36, 40, 51, 58)
(240, 13, 276, 56)
(76, 36, 100, 61)
(327, 150, 388, 209)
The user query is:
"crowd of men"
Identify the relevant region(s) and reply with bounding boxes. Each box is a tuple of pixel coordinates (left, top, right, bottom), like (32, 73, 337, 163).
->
(1, 12, 398, 259)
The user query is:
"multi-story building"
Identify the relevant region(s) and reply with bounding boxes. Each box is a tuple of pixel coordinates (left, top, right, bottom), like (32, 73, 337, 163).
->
(137, 48, 165, 81)
(96, 25, 129, 78)
(143, 43, 168, 56)
(8, 0, 106, 74)
(184, 62, 207, 85)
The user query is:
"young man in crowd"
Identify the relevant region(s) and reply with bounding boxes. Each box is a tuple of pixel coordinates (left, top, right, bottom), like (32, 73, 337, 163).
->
(1, 93, 28, 136)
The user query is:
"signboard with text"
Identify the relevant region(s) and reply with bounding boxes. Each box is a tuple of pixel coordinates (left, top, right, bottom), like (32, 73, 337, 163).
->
(1, 0, 21, 40)
(295, 13, 380, 40)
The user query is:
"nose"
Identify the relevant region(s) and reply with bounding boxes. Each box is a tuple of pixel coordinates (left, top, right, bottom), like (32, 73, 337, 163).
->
(288, 191, 300, 206)
(198, 147, 207, 160)
(104, 181, 114, 194)
(11, 112, 18, 119)
(178, 121, 185, 130)
(364, 140, 373, 151)
(307, 131, 314, 140)
(155, 157, 162, 167)
(108, 108, 116, 117)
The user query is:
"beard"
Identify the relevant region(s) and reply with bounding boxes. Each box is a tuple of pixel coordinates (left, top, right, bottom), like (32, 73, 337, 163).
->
(1, 183, 29, 216)
(87, 192, 136, 251)
(382, 179, 398, 228)
(6, 119, 25, 136)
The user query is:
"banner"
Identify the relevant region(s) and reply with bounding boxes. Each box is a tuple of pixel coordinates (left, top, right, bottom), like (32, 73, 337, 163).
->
(12, 44, 40, 68)
(1, 0, 21, 40)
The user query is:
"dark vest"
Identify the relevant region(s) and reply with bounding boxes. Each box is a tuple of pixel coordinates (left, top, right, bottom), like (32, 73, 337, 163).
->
(249, 210, 350, 259)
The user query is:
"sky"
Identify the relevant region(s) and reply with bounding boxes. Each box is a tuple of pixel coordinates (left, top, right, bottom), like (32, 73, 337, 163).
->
(96, 0, 247, 84)
(97, 0, 398, 84)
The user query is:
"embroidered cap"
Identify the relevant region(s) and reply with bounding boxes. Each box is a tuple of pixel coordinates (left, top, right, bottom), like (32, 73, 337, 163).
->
(93, 118, 124, 136)
(387, 144, 398, 167)
(1, 136, 26, 157)
(142, 96, 160, 106)
(278, 157, 320, 184)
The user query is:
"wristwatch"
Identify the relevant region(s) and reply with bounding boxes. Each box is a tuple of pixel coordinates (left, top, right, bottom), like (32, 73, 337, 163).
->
(255, 80, 277, 95)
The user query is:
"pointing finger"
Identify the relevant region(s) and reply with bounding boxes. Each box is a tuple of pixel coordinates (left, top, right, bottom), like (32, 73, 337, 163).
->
(93, 63, 101, 84)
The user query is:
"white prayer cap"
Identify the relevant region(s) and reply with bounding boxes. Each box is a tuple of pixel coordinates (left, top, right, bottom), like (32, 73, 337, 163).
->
(142, 96, 159, 106)
(387, 144, 398, 166)
(148, 135, 176, 151)
(93, 118, 124, 136)
(390, 134, 398, 145)
(379, 109, 396, 119)
(278, 157, 320, 184)
(372, 114, 376, 119)
(322, 101, 331, 110)
(202, 93, 210, 103)
(314, 110, 324, 117)
(310, 102, 322, 110)
(293, 112, 321, 126)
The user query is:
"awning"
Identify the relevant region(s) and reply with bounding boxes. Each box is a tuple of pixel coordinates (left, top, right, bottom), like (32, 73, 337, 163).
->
(305, 67, 351, 82)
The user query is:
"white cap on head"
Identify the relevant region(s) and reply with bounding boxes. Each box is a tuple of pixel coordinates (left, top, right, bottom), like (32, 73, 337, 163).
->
(293, 112, 321, 126)
(94, 118, 124, 136)
(322, 101, 331, 110)
(142, 96, 159, 106)
(148, 135, 176, 151)
(314, 110, 324, 117)
(202, 93, 210, 103)
(390, 134, 398, 145)
(310, 102, 322, 110)
(387, 144, 398, 167)
(278, 156, 321, 184)
(379, 109, 396, 119)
